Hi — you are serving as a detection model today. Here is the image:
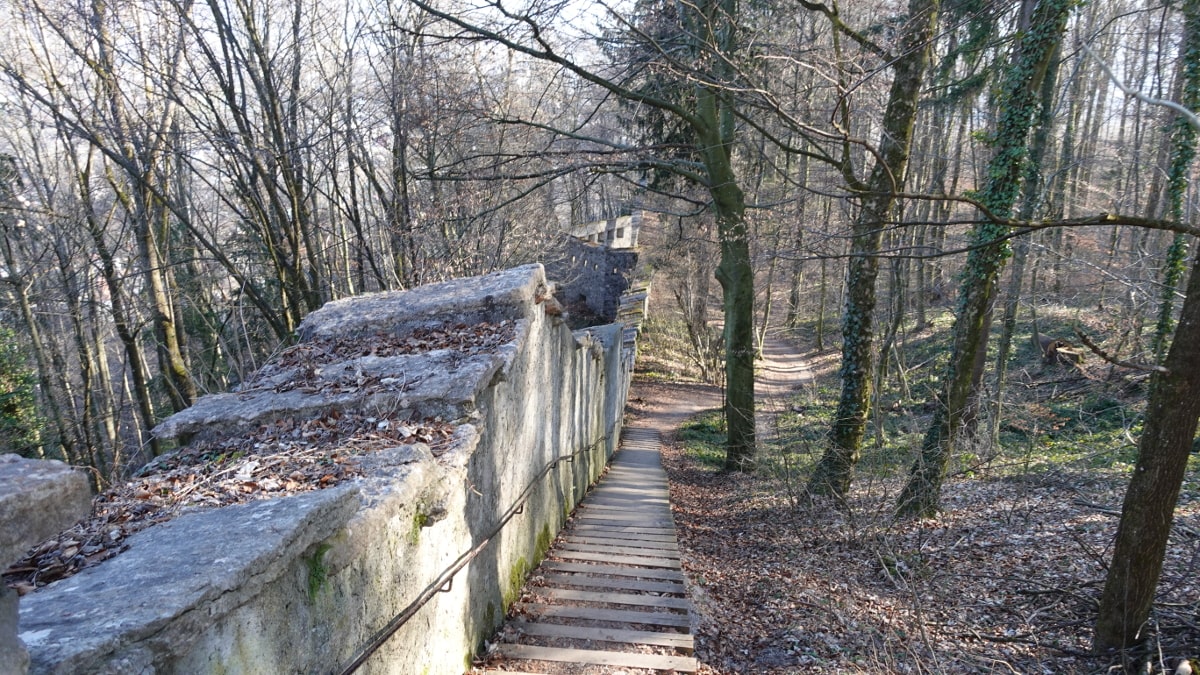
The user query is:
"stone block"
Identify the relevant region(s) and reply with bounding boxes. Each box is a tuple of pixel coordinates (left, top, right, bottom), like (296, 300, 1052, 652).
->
(2, 587, 29, 675)
(0, 455, 91, 568)
(19, 485, 359, 673)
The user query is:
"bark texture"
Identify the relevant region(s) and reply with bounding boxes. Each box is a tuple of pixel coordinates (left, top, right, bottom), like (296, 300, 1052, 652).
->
(897, 0, 1073, 518)
(808, 0, 939, 497)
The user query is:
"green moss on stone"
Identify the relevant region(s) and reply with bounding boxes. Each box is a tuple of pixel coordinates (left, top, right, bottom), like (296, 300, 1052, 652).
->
(503, 557, 529, 610)
(409, 503, 434, 545)
(536, 524, 552, 561)
(305, 543, 333, 601)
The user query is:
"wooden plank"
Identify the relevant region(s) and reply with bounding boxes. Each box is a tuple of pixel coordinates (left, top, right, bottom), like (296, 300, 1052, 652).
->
(588, 489, 667, 497)
(590, 484, 667, 493)
(573, 504, 676, 514)
(510, 620, 693, 652)
(566, 535, 677, 550)
(583, 497, 672, 506)
(495, 644, 696, 671)
(580, 509, 672, 518)
(572, 516, 676, 528)
(519, 603, 691, 628)
(586, 493, 668, 501)
(556, 549, 681, 569)
(542, 586, 691, 610)
(571, 524, 677, 537)
(585, 492, 672, 502)
(559, 541, 681, 560)
(581, 503, 670, 513)
(540, 560, 685, 581)
(539, 573, 685, 595)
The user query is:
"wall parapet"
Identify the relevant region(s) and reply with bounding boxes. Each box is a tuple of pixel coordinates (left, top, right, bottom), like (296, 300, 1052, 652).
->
(15, 263, 647, 674)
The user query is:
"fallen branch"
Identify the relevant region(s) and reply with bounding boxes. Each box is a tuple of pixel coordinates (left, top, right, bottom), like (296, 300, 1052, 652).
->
(1074, 330, 1168, 374)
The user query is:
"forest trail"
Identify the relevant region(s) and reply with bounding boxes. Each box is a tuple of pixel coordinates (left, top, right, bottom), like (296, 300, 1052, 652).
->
(473, 334, 813, 673)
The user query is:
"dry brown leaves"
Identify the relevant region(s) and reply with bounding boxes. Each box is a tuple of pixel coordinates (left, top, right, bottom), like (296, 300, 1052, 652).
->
(663, 444, 1200, 674)
(5, 412, 455, 593)
(280, 320, 516, 365)
(2, 320, 503, 594)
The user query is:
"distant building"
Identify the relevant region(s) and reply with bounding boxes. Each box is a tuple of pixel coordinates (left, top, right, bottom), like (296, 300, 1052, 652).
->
(545, 211, 649, 327)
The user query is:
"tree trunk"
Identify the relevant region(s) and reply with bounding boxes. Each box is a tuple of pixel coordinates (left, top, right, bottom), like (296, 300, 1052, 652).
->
(807, 0, 938, 497)
(1094, 252, 1200, 650)
(990, 40, 1062, 446)
(697, 109, 756, 470)
(897, 0, 1073, 518)
(1094, 0, 1200, 650)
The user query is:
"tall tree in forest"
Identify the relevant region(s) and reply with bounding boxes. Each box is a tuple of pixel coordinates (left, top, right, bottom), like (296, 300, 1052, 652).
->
(408, 0, 760, 468)
(989, 38, 1061, 447)
(0, 157, 41, 456)
(896, 0, 1073, 518)
(1094, 0, 1200, 651)
(1150, 14, 1200, 364)
(806, 0, 940, 498)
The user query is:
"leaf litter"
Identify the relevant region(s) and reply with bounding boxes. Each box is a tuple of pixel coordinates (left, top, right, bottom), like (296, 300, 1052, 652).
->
(660, 434, 1200, 674)
(3, 320, 515, 594)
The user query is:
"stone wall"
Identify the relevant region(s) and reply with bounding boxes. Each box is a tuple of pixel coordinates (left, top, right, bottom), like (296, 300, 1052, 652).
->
(17, 264, 646, 675)
(547, 238, 641, 326)
(0, 456, 91, 675)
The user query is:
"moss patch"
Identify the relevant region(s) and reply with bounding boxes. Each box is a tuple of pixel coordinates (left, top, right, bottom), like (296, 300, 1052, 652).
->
(679, 410, 727, 470)
(503, 557, 529, 611)
(536, 524, 552, 561)
(305, 542, 333, 601)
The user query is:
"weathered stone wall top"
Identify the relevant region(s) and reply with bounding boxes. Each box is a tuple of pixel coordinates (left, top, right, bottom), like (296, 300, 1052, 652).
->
(17, 262, 646, 675)
(153, 265, 548, 441)
(296, 264, 544, 341)
(0, 456, 91, 568)
(1, 455, 91, 675)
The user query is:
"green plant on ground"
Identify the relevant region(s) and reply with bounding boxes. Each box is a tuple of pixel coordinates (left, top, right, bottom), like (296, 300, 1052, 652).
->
(679, 410, 726, 470)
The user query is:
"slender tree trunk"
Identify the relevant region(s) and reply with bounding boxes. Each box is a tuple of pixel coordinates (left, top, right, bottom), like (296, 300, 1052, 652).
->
(697, 111, 756, 469)
(1095, 251, 1200, 650)
(897, 0, 1073, 518)
(990, 40, 1062, 446)
(807, 0, 939, 497)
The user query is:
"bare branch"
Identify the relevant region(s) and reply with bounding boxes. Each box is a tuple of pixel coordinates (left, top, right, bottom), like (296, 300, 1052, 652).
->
(1075, 330, 1169, 374)
(1082, 42, 1200, 131)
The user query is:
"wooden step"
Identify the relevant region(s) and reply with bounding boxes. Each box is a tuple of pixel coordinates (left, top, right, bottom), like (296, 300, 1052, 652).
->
(555, 549, 682, 569)
(494, 644, 697, 671)
(509, 620, 693, 652)
(566, 534, 678, 550)
(541, 586, 691, 610)
(538, 573, 686, 595)
(559, 541, 681, 558)
(571, 524, 678, 537)
(519, 602, 691, 628)
(540, 560, 686, 581)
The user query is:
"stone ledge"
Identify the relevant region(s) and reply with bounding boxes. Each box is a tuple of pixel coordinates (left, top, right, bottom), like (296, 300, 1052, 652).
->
(297, 264, 543, 341)
(153, 347, 515, 441)
(19, 485, 359, 674)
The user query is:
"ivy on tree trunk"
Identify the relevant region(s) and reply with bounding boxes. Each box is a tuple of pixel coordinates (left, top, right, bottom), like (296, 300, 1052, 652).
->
(896, 0, 1073, 519)
(808, 0, 940, 497)
(1094, 0, 1200, 651)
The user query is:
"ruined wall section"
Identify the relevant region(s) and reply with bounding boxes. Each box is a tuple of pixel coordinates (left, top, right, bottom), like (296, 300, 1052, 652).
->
(18, 264, 646, 675)
(546, 238, 640, 326)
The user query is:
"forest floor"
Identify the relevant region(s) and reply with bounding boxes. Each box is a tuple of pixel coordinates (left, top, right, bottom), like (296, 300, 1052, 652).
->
(627, 329, 1200, 675)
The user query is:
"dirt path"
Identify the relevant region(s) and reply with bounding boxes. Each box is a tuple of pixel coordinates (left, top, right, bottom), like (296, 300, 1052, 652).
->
(626, 332, 813, 441)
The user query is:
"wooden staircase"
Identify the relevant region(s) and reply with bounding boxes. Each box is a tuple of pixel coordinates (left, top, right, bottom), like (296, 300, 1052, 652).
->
(477, 426, 698, 673)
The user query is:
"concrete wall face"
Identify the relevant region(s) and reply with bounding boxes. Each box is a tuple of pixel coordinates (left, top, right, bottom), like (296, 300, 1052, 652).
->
(18, 264, 644, 675)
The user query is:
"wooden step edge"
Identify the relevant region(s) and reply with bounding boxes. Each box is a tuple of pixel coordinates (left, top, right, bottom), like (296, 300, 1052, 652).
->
(494, 644, 698, 672)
